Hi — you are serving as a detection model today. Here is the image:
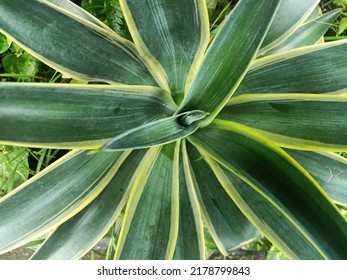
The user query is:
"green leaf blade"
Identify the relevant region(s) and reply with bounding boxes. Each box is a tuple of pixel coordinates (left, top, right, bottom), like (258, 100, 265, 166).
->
(103, 110, 206, 151)
(30, 150, 146, 260)
(237, 40, 347, 95)
(189, 120, 347, 259)
(120, 0, 209, 100)
(263, 9, 341, 56)
(220, 94, 347, 150)
(0, 0, 157, 86)
(186, 143, 259, 253)
(260, 0, 320, 53)
(205, 159, 324, 260)
(0, 150, 127, 254)
(179, 0, 282, 124)
(0, 84, 175, 149)
(174, 140, 205, 260)
(287, 151, 347, 207)
(116, 144, 179, 260)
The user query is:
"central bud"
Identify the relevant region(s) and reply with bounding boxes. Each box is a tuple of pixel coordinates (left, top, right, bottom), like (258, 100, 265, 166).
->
(177, 110, 208, 127)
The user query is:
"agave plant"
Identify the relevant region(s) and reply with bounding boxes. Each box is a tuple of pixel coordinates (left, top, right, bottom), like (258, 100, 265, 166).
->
(0, 0, 346, 260)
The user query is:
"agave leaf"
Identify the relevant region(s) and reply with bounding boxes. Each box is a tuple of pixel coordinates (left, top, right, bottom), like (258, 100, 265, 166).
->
(174, 140, 205, 260)
(31, 150, 146, 260)
(114, 143, 179, 260)
(179, 0, 281, 124)
(103, 110, 206, 151)
(46, 0, 113, 31)
(287, 150, 347, 207)
(120, 0, 209, 101)
(204, 158, 324, 260)
(189, 120, 347, 259)
(220, 93, 347, 151)
(260, 0, 320, 53)
(0, 84, 175, 149)
(0, 150, 129, 254)
(0, 0, 157, 86)
(237, 40, 347, 95)
(116, 142, 179, 259)
(186, 143, 260, 253)
(306, 6, 322, 21)
(264, 9, 341, 55)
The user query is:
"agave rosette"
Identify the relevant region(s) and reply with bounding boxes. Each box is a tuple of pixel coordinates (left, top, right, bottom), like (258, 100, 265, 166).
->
(0, 0, 346, 260)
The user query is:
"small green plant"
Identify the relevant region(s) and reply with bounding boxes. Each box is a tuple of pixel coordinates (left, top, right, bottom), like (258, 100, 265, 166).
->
(0, 146, 29, 198)
(322, 0, 347, 39)
(0, 0, 346, 260)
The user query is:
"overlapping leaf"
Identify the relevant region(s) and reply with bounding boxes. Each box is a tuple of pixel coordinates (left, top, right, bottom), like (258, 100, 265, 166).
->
(287, 151, 347, 207)
(120, 0, 209, 100)
(0, 84, 175, 148)
(220, 94, 347, 150)
(0, 0, 157, 85)
(189, 120, 347, 259)
(204, 158, 325, 260)
(103, 110, 206, 151)
(264, 9, 341, 55)
(31, 150, 146, 260)
(0, 150, 128, 254)
(237, 40, 347, 95)
(115, 145, 178, 259)
(180, 0, 282, 123)
(260, 0, 320, 53)
(186, 144, 259, 253)
(174, 140, 205, 260)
